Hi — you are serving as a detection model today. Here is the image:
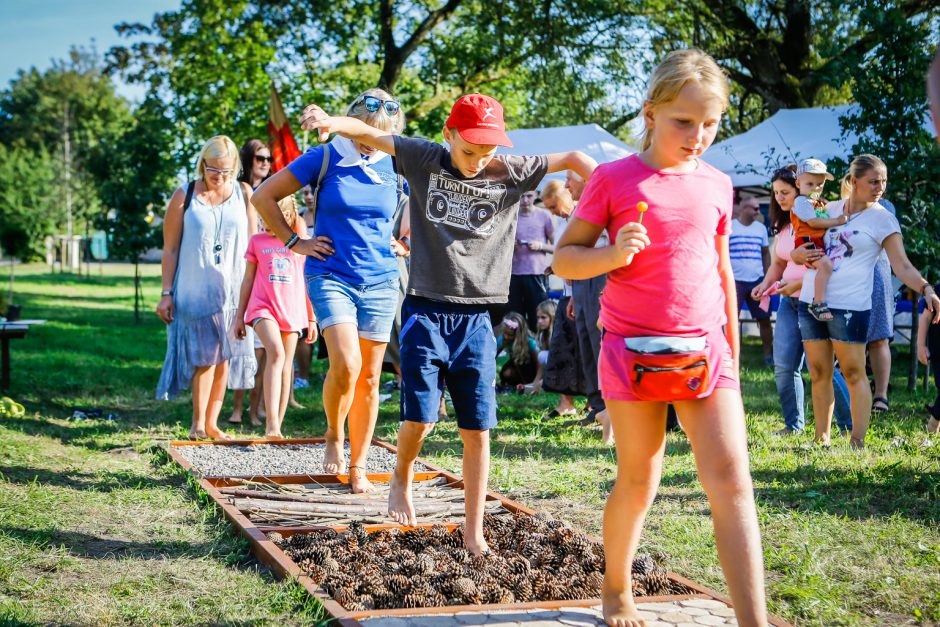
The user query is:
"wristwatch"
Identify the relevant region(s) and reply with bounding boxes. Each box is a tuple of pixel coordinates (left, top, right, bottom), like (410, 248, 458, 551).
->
(161, 290, 174, 296)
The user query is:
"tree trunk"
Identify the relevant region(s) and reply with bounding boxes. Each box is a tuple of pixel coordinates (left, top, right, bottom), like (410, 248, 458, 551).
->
(134, 261, 141, 324)
(7, 257, 13, 307)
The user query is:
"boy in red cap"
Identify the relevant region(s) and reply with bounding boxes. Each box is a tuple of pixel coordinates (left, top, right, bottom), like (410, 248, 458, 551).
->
(296, 93, 596, 555)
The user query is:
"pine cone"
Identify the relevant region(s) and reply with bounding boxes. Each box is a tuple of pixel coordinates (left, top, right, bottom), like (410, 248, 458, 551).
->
(643, 566, 670, 596)
(267, 531, 284, 544)
(306, 565, 326, 583)
(450, 576, 478, 599)
(631, 554, 655, 577)
(513, 577, 533, 602)
(584, 571, 604, 594)
(321, 558, 340, 576)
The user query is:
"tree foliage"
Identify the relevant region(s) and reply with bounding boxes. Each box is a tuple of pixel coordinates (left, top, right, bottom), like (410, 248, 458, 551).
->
(0, 144, 58, 261)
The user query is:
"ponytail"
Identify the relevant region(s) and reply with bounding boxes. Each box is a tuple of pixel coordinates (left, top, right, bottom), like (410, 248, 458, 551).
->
(842, 154, 887, 199)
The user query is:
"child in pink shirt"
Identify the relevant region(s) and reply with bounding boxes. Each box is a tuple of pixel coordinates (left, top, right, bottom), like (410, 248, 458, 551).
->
(234, 196, 316, 438)
(554, 50, 767, 627)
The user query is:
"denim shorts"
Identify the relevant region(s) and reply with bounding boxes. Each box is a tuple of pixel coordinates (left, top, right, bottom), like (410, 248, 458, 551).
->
(399, 296, 497, 431)
(306, 273, 400, 342)
(798, 302, 871, 344)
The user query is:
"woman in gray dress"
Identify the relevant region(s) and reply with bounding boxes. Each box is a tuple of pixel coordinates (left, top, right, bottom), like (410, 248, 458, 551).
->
(156, 135, 258, 439)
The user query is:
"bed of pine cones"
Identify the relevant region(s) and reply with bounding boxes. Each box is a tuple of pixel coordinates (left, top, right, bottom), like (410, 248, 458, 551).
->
(268, 512, 692, 611)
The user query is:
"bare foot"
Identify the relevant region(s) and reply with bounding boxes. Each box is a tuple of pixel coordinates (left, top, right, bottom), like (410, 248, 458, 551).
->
(596, 409, 614, 446)
(205, 427, 231, 441)
(288, 399, 305, 409)
(465, 536, 491, 557)
(189, 429, 208, 440)
(850, 437, 865, 449)
(387, 472, 416, 526)
(249, 414, 263, 427)
(602, 578, 644, 626)
(227, 412, 242, 424)
(349, 466, 376, 494)
(264, 431, 284, 440)
(323, 435, 345, 474)
(927, 417, 939, 433)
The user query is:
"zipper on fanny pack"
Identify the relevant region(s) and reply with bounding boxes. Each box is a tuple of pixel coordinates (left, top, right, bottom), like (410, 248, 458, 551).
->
(634, 360, 707, 384)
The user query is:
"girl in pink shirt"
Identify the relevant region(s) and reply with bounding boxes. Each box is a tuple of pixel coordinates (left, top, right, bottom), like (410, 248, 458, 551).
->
(554, 50, 767, 627)
(234, 196, 316, 438)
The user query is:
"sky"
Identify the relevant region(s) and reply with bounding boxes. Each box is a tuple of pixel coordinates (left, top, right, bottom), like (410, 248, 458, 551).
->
(0, 0, 181, 101)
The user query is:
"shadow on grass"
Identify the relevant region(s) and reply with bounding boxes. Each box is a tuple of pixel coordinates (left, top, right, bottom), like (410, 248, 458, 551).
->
(0, 412, 186, 452)
(0, 526, 216, 560)
(0, 463, 182, 492)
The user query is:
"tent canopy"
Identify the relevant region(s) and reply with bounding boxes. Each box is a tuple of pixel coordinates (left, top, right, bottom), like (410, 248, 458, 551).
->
(702, 105, 860, 189)
(499, 123, 635, 186)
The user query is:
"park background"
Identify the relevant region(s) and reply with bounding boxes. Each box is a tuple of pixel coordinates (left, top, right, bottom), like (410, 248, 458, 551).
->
(0, 1, 939, 625)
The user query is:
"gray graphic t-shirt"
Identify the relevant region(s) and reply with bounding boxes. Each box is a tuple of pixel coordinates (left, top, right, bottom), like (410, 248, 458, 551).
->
(394, 136, 548, 304)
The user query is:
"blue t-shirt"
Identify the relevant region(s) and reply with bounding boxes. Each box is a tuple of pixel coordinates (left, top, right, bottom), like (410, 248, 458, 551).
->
(288, 145, 406, 284)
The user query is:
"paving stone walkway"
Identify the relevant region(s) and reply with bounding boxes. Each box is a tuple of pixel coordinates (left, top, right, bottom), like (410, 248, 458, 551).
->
(360, 598, 740, 626)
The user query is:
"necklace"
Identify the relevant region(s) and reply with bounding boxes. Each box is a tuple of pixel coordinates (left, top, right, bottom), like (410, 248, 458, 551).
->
(210, 197, 224, 265)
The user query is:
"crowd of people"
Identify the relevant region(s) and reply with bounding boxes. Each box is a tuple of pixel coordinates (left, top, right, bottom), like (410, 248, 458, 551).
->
(153, 47, 940, 627)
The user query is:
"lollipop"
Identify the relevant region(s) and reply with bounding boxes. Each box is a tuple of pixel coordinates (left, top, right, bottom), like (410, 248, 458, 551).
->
(637, 201, 649, 222)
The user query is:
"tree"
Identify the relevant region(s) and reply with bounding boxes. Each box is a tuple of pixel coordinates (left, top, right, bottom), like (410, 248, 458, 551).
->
(0, 49, 131, 259)
(0, 144, 59, 304)
(89, 97, 178, 321)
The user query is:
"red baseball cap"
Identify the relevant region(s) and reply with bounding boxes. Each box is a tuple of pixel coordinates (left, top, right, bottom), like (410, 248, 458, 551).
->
(445, 93, 513, 147)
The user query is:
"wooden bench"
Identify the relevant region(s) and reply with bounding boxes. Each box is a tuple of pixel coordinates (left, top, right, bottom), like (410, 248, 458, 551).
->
(0, 320, 45, 390)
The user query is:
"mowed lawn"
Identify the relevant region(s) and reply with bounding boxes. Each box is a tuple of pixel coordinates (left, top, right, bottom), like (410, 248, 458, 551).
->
(0, 263, 937, 626)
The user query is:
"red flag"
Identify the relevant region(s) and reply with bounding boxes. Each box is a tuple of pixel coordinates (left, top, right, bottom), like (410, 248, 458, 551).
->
(267, 85, 302, 172)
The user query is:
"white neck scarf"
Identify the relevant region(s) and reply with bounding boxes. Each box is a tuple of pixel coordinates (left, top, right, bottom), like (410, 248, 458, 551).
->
(332, 136, 389, 185)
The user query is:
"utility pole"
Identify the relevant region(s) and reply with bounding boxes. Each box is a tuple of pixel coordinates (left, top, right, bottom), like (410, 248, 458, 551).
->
(63, 102, 75, 271)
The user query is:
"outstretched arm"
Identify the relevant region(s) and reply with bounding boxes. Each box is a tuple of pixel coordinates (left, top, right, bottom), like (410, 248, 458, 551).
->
(545, 151, 597, 182)
(299, 104, 396, 155)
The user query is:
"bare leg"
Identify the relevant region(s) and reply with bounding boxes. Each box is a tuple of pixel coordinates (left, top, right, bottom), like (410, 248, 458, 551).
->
(803, 340, 836, 444)
(347, 337, 388, 493)
(248, 347, 265, 426)
(228, 389, 245, 424)
(601, 400, 667, 627)
(276, 331, 298, 435)
(868, 338, 891, 410)
(321, 324, 362, 473)
(833, 341, 871, 447)
(556, 393, 577, 415)
(190, 365, 214, 438)
(388, 420, 434, 526)
(596, 408, 614, 445)
(204, 361, 230, 440)
(676, 388, 767, 626)
(813, 257, 833, 305)
(460, 428, 491, 556)
(254, 319, 286, 438)
(296, 332, 312, 381)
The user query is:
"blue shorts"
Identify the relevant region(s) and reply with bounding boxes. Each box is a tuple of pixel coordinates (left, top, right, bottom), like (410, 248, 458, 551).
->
(735, 279, 772, 320)
(399, 296, 498, 431)
(306, 273, 399, 342)
(798, 302, 871, 344)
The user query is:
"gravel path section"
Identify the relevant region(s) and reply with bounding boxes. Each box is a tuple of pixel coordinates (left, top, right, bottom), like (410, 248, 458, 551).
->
(172, 443, 431, 477)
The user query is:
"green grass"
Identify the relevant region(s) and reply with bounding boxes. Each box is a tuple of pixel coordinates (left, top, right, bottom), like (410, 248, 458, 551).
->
(1, 262, 938, 625)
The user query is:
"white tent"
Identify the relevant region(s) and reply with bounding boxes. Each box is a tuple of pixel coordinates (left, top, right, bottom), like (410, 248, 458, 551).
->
(703, 105, 859, 188)
(499, 123, 635, 185)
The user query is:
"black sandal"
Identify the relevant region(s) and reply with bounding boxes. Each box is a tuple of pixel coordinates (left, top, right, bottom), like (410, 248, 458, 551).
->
(808, 302, 834, 322)
(872, 396, 890, 413)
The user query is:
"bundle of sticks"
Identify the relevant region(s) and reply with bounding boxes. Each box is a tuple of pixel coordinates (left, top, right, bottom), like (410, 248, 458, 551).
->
(219, 477, 505, 527)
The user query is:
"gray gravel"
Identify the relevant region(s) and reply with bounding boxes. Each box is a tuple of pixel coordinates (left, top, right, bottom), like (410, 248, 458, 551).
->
(172, 443, 431, 477)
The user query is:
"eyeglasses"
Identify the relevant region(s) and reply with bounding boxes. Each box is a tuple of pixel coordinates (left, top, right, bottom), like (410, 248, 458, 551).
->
(204, 166, 234, 177)
(356, 95, 401, 116)
(255, 155, 273, 164)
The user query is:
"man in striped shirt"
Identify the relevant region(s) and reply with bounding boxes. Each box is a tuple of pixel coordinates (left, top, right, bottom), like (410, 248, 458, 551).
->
(731, 197, 773, 366)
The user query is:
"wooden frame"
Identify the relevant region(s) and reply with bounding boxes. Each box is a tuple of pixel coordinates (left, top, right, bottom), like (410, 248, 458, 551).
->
(166, 437, 793, 627)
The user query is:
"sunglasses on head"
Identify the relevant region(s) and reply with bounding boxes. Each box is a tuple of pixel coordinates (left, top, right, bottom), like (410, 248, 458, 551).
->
(773, 167, 797, 180)
(357, 95, 401, 116)
(255, 155, 273, 164)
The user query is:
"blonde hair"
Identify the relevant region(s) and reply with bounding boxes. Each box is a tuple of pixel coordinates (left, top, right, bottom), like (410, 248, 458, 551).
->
(502, 312, 533, 366)
(640, 49, 730, 151)
(840, 154, 887, 199)
(196, 135, 240, 179)
(276, 194, 300, 233)
(347, 88, 405, 135)
(535, 299, 556, 350)
(541, 180, 574, 216)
